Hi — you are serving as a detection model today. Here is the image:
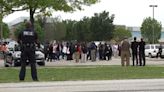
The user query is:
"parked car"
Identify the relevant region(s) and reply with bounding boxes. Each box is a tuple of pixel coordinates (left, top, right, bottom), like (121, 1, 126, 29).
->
(6, 40, 18, 50)
(4, 45, 45, 67)
(145, 44, 164, 58)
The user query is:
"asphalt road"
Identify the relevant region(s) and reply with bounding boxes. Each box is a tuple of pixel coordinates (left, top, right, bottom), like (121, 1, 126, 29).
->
(1, 79, 164, 92)
(2, 57, 164, 67)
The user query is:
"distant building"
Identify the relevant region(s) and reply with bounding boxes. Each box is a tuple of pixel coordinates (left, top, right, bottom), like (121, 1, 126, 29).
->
(8, 17, 29, 28)
(127, 27, 141, 39)
(127, 26, 164, 42)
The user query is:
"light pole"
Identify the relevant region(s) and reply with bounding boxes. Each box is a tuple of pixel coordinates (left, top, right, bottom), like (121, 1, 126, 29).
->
(0, 4, 3, 40)
(149, 5, 158, 44)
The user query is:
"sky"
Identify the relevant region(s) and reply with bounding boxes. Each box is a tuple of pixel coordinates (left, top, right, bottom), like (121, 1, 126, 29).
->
(2, 0, 164, 27)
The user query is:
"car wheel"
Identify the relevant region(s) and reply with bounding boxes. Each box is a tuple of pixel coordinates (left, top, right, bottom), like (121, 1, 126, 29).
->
(5, 55, 13, 67)
(148, 53, 152, 58)
(14, 60, 21, 67)
(5, 64, 9, 67)
(37, 61, 45, 66)
(160, 55, 164, 58)
(14, 62, 18, 67)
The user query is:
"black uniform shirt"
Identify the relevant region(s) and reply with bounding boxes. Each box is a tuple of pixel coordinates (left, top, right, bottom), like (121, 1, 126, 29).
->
(139, 41, 145, 52)
(18, 29, 38, 44)
(131, 41, 138, 53)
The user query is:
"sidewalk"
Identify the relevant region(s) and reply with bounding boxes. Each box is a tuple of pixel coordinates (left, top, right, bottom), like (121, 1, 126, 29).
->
(45, 57, 164, 67)
(1, 79, 164, 92)
(1, 57, 164, 67)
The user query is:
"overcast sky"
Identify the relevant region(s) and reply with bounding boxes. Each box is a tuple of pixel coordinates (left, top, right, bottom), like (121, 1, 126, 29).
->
(2, 0, 164, 27)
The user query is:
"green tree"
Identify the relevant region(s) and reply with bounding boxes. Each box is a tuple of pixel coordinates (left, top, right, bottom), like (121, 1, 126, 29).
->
(4, 0, 99, 27)
(0, 1, 11, 39)
(90, 11, 115, 41)
(64, 20, 77, 41)
(64, 11, 115, 42)
(82, 17, 92, 41)
(51, 18, 66, 41)
(71, 17, 92, 41)
(76, 17, 92, 41)
(140, 17, 162, 43)
(73, 20, 85, 41)
(35, 15, 64, 41)
(113, 27, 132, 42)
(64, 18, 91, 41)
(34, 21, 44, 42)
(35, 14, 47, 31)
(2, 23, 10, 39)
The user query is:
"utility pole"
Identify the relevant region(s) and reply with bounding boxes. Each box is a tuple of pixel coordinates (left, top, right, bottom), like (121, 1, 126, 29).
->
(0, 4, 3, 40)
(149, 5, 158, 44)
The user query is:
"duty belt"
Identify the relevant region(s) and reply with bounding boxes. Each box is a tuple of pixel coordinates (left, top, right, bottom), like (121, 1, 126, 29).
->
(22, 43, 35, 47)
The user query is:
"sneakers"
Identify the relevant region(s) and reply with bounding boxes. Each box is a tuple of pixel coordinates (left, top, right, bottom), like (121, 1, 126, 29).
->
(19, 79, 24, 82)
(33, 79, 39, 81)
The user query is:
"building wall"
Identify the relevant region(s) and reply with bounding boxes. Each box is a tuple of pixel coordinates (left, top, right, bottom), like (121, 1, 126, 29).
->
(127, 26, 164, 39)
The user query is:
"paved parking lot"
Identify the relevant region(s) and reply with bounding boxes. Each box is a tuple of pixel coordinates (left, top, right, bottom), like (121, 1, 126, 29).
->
(1, 57, 164, 67)
(45, 57, 164, 67)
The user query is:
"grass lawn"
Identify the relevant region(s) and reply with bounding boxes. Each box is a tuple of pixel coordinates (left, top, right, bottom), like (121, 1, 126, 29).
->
(1, 65, 164, 83)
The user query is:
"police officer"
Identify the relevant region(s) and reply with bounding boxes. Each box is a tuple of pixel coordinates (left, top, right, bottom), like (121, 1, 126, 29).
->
(131, 37, 139, 66)
(18, 21, 39, 81)
(139, 38, 146, 66)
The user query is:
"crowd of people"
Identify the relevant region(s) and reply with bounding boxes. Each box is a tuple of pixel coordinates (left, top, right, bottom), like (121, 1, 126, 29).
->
(43, 41, 115, 63)
(43, 37, 147, 67)
(0, 37, 152, 67)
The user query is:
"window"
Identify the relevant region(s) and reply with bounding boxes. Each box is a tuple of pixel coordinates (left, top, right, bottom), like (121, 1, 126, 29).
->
(155, 45, 159, 49)
(151, 45, 154, 49)
(145, 45, 150, 49)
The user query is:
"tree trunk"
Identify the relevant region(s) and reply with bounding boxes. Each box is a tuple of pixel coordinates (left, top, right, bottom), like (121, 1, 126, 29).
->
(30, 9, 35, 29)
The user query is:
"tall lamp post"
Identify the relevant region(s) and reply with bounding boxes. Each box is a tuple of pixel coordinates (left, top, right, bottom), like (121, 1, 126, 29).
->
(149, 5, 158, 44)
(0, 5, 2, 40)
(0, 4, 3, 40)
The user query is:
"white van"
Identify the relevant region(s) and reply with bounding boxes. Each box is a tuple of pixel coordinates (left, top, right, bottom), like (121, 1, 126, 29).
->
(145, 44, 162, 58)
